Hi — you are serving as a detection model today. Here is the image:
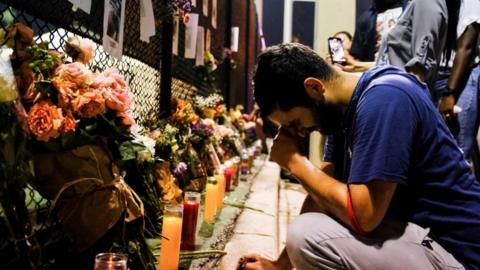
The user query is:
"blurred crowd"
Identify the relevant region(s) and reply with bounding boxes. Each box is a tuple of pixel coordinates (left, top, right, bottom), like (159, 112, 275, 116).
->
(326, 0, 480, 177)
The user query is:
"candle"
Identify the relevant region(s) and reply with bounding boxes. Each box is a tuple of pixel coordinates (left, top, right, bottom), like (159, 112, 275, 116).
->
(158, 204, 183, 270)
(224, 164, 234, 192)
(94, 253, 127, 270)
(232, 156, 241, 187)
(254, 139, 263, 156)
(215, 169, 226, 209)
(240, 151, 250, 181)
(204, 177, 218, 224)
(248, 147, 255, 171)
(181, 192, 200, 251)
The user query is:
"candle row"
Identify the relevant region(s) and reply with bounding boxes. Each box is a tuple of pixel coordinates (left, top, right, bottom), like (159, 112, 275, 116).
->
(94, 147, 262, 270)
(158, 153, 258, 270)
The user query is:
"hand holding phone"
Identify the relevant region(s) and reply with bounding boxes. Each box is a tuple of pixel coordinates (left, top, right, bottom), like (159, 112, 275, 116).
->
(328, 37, 346, 65)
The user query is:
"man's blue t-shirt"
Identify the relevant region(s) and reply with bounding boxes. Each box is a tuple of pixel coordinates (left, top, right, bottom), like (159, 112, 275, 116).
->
(326, 66, 480, 269)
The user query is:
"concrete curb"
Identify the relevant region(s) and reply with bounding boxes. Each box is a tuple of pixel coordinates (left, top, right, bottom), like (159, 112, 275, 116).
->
(220, 161, 281, 270)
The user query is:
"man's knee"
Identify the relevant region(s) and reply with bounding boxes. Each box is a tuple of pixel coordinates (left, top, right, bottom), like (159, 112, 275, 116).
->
(286, 212, 351, 268)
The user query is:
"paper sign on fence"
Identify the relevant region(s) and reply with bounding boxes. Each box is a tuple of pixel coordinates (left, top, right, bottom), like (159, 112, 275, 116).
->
(69, 0, 92, 14)
(103, 0, 126, 59)
(195, 26, 205, 66)
(184, 13, 199, 59)
(140, 0, 156, 42)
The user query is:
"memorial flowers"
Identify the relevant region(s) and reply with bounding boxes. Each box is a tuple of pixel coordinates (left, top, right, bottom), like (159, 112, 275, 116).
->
(3, 24, 158, 270)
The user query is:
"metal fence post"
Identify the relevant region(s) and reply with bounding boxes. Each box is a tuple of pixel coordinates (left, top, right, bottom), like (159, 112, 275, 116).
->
(160, 16, 173, 117)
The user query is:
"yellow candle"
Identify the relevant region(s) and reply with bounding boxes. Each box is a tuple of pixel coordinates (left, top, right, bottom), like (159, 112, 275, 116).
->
(158, 205, 183, 270)
(204, 177, 218, 224)
(215, 173, 226, 209)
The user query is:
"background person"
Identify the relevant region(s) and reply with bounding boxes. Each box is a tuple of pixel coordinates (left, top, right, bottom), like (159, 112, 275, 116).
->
(437, 0, 480, 168)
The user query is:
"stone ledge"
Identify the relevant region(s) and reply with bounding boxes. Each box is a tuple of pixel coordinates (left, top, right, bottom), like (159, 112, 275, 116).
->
(219, 161, 281, 270)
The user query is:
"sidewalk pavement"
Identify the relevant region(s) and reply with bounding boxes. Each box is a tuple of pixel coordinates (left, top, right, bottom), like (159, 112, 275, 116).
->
(219, 162, 306, 270)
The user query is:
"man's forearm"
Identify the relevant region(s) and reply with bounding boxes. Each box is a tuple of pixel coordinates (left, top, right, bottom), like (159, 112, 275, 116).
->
(287, 154, 349, 227)
(448, 24, 479, 95)
(285, 154, 396, 233)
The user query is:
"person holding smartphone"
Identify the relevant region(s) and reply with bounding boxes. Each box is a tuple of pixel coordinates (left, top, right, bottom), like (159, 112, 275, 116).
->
(328, 37, 347, 65)
(326, 31, 355, 67)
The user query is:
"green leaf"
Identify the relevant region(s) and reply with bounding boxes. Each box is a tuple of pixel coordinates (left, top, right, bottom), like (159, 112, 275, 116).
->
(119, 141, 147, 161)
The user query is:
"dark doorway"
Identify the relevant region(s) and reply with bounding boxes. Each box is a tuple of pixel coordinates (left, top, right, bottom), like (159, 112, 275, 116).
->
(292, 1, 315, 47)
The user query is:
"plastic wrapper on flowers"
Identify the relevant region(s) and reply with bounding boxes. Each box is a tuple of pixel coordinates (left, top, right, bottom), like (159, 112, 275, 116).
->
(152, 161, 182, 204)
(32, 145, 144, 251)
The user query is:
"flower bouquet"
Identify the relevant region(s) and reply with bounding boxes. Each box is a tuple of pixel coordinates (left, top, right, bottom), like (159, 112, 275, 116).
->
(177, 143, 208, 191)
(216, 124, 240, 160)
(5, 23, 156, 269)
(149, 120, 198, 193)
(193, 93, 224, 119)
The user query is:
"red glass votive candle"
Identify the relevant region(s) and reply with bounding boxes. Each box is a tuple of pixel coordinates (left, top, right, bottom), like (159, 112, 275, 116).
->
(181, 192, 201, 251)
(224, 164, 234, 192)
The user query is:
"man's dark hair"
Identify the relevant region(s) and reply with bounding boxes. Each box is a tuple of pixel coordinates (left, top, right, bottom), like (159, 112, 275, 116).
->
(254, 43, 336, 118)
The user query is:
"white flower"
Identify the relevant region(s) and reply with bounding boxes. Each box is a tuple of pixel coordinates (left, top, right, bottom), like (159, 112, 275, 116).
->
(132, 124, 156, 162)
(194, 93, 224, 109)
(216, 125, 234, 138)
(201, 118, 216, 128)
(0, 47, 18, 103)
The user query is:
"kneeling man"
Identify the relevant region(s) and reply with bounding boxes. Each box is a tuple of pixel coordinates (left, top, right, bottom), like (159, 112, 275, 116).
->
(239, 43, 480, 270)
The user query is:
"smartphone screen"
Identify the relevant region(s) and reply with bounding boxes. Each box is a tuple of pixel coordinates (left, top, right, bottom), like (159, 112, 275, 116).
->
(328, 37, 346, 64)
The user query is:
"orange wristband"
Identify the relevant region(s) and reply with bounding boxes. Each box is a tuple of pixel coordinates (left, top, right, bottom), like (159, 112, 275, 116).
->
(347, 188, 367, 235)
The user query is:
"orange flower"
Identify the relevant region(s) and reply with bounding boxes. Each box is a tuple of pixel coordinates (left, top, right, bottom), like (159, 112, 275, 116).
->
(27, 100, 64, 142)
(71, 88, 107, 118)
(62, 111, 78, 133)
(215, 104, 225, 116)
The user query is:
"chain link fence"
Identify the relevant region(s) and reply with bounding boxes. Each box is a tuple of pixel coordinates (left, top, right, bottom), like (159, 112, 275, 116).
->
(172, 0, 227, 97)
(0, 0, 164, 268)
(0, 0, 229, 268)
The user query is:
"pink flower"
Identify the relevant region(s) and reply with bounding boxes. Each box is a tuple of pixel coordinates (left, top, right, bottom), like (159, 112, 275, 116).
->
(71, 88, 107, 118)
(92, 68, 127, 90)
(62, 111, 78, 133)
(103, 87, 133, 112)
(27, 100, 64, 142)
(92, 68, 132, 112)
(53, 62, 91, 89)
